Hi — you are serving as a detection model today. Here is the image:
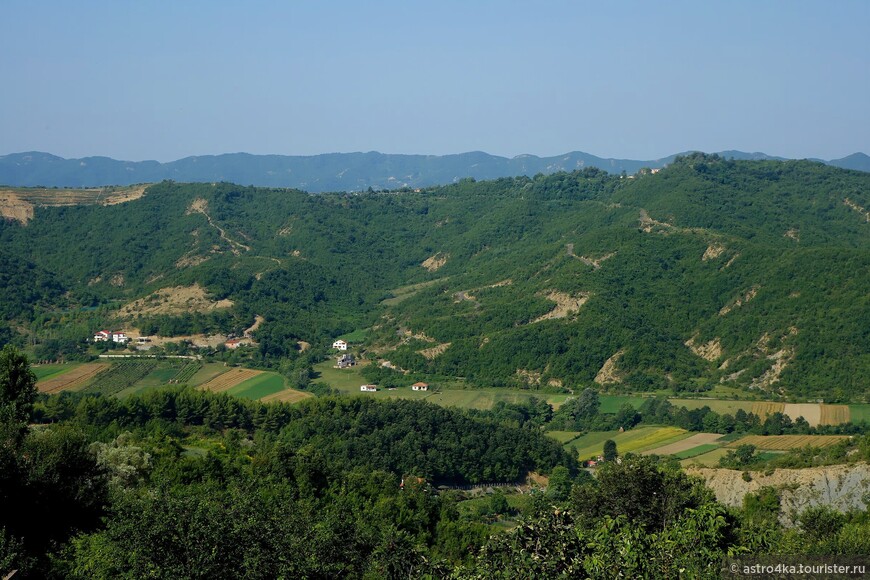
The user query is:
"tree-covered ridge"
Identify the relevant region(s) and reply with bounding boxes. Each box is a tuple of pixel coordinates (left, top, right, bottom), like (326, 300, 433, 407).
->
(1, 155, 868, 399)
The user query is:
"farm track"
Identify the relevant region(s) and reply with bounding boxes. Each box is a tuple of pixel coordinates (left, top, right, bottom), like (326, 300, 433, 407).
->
(37, 363, 109, 393)
(198, 368, 263, 393)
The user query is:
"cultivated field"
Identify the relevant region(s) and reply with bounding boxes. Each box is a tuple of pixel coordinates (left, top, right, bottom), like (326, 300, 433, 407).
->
(751, 402, 786, 417)
(198, 368, 264, 393)
(571, 426, 690, 460)
(37, 363, 109, 393)
(819, 405, 850, 426)
(725, 434, 852, 450)
(642, 432, 723, 456)
(849, 405, 870, 424)
(227, 372, 286, 400)
(680, 447, 729, 467)
(260, 389, 314, 404)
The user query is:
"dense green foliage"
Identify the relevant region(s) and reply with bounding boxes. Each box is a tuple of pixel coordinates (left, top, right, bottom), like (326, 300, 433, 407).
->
(2, 350, 870, 578)
(2, 155, 869, 399)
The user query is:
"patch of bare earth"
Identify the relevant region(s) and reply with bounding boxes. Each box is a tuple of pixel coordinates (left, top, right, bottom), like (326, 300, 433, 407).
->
(595, 350, 625, 385)
(516, 369, 542, 386)
(685, 335, 723, 362)
(244, 315, 265, 338)
(0, 191, 35, 224)
(639, 209, 674, 233)
(102, 185, 147, 205)
(783, 404, 822, 427)
(186, 198, 251, 255)
(421, 252, 449, 272)
(565, 244, 615, 269)
(722, 253, 740, 269)
(531, 291, 590, 323)
(297, 341, 310, 352)
(486, 279, 512, 288)
(417, 342, 451, 359)
(702, 243, 726, 261)
(120, 284, 233, 317)
(844, 198, 870, 222)
(749, 327, 798, 391)
(784, 228, 800, 241)
(719, 286, 759, 316)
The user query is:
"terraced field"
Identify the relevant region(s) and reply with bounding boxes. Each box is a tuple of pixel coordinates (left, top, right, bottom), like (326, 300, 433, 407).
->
(198, 368, 263, 393)
(725, 434, 852, 450)
(37, 363, 109, 393)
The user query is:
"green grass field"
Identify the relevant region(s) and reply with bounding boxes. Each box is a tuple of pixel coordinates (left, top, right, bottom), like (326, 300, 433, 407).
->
(380, 279, 446, 306)
(681, 447, 729, 467)
(313, 360, 570, 411)
(598, 395, 646, 413)
(546, 431, 584, 444)
(848, 404, 870, 424)
(673, 444, 720, 459)
(670, 398, 757, 415)
(228, 372, 286, 400)
(337, 328, 369, 343)
(187, 363, 231, 387)
(32, 363, 80, 380)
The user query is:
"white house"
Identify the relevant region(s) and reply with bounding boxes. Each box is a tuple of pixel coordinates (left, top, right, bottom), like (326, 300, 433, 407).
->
(360, 385, 377, 392)
(332, 340, 348, 351)
(94, 330, 129, 344)
(411, 382, 429, 392)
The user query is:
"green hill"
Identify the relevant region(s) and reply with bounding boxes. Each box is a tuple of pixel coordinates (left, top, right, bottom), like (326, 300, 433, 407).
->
(1, 154, 868, 400)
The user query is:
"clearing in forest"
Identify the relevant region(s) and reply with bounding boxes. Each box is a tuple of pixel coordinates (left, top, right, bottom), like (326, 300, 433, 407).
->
(119, 284, 233, 316)
(197, 368, 264, 393)
(37, 363, 109, 393)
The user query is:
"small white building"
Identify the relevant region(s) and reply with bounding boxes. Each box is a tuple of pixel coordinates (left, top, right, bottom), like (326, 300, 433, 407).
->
(94, 330, 129, 344)
(411, 382, 429, 392)
(332, 340, 348, 351)
(360, 385, 377, 392)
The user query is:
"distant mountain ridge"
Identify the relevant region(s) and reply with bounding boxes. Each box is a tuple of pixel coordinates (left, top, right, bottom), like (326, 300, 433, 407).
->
(1, 149, 868, 192)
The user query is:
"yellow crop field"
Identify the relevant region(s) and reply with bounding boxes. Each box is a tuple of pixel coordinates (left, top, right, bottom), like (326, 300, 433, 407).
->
(820, 405, 850, 426)
(751, 402, 785, 417)
(37, 363, 109, 393)
(198, 368, 263, 393)
(259, 389, 313, 404)
(725, 434, 851, 450)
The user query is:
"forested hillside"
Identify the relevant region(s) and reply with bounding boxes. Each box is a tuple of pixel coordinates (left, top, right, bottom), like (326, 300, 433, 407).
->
(1, 154, 868, 400)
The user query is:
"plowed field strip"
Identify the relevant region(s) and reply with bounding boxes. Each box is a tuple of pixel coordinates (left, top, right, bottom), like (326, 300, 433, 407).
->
(38, 363, 109, 393)
(725, 434, 851, 450)
(751, 402, 785, 417)
(198, 368, 263, 392)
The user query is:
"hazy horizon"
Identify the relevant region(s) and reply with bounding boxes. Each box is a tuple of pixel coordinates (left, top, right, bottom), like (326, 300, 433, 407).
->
(3, 1, 868, 162)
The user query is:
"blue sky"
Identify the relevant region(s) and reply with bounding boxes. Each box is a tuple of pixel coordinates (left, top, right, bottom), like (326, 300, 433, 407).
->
(2, 1, 868, 161)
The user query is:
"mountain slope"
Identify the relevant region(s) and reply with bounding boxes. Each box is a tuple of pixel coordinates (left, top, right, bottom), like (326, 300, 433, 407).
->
(0, 155, 868, 400)
(1, 149, 866, 191)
